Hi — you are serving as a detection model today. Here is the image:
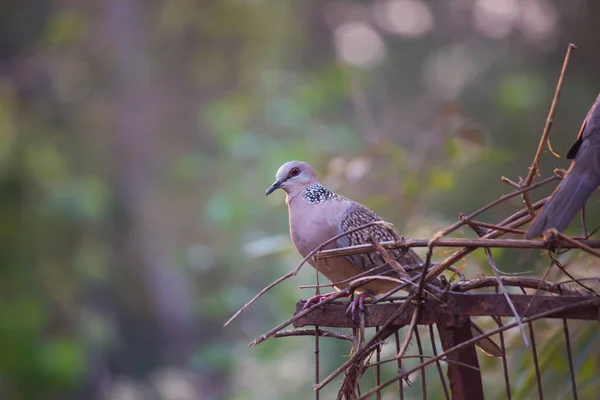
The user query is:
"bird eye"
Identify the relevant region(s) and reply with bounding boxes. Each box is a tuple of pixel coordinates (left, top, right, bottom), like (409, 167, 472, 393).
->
(289, 167, 300, 177)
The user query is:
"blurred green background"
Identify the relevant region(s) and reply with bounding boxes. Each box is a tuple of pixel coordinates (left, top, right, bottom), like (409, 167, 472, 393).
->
(2, 0, 600, 399)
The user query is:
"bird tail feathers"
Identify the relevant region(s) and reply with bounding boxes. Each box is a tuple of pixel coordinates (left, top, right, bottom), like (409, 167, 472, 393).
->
(525, 171, 599, 239)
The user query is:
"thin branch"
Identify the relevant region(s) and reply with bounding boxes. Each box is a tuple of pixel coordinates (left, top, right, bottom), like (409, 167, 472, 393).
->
(484, 246, 529, 346)
(548, 229, 600, 259)
(424, 199, 548, 283)
(463, 218, 526, 235)
(273, 328, 355, 342)
(463, 218, 529, 346)
(501, 176, 521, 189)
(395, 301, 420, 359)
(522, 43, 577, 216)
(393, 244, 435, 361)
(314, 296, 416, 391)
(224, 220, 389, 327)
(249, 288, 352, 347)
(367, 354, 479, 371)
(316, 237, 600, 260)
(432, 175, 559, 239)
(450, 276, 588, 295)
(368, 237, 411, 281)
(548, 252, 598, 296)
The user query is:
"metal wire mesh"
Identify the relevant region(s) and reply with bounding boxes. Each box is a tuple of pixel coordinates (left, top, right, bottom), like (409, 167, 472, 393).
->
(295, 286, 598, 400)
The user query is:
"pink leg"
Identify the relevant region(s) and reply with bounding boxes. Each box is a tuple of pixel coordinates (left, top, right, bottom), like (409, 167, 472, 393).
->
(345, 292, 376, 320)
(303, 291, 351, 310)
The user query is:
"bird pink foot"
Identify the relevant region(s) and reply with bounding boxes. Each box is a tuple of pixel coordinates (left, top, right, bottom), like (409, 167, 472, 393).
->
(346, 292, 376, 320)
(303, 291, 351, 310)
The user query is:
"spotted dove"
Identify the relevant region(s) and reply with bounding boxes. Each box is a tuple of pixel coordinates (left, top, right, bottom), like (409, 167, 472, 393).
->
(266, 160, 502, 357)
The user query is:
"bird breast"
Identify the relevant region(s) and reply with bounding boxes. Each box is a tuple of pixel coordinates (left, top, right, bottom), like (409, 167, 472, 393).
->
(288, 201, 340, 258)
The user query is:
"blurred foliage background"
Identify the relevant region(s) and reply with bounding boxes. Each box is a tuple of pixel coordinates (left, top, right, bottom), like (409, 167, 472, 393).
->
(2, 0, 600, 399)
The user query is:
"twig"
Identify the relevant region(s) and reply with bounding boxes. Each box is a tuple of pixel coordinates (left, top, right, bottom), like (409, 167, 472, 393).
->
(393, 244, 434, 360)
(424, 198, 549, 283)
(485, 246, 529, 346)
(462, 218, 526, 235)
(432, 175, 559, 239)
(249, 273, 415, 348)
(299, 260, 409, 290)
(368, 237, 411, 281)
(450, 276, 587, 295)
(273, 328, 356, 342)
(586, 222, 600, 239)
(317, 237, 600, 259)
(314, 296, 416, 391)
(522, 43, 577, 215)
(557, 277, 600, 288)
(501, 176, 521, 189)
(548, 229, 600, 259)
(344, 275, 445, 302)
(395, 301, 420, 359)
(367, 354, 480, 371)
(224, 220, 389, 327)
(463, 218, 529, 345)
(548, 252, 598, 296)
(249, 288, 352, 347)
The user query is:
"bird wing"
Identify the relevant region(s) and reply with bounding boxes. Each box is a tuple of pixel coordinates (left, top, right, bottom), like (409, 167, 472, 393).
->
(337, 201, 421, 275)
(525, 94, 600, 239)
(525, 144, 600, 238)
(567, 93, 600, 160)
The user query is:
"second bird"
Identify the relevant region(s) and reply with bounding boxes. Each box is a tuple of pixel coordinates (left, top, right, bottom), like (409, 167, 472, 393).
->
(525, 93, 600, 239)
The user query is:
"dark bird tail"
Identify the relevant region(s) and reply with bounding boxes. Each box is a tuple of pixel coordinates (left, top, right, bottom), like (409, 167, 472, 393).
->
(524, 170, 599, 239)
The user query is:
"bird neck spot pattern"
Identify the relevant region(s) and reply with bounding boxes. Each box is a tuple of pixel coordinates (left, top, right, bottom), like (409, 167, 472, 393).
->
(302, 184, 338, 204)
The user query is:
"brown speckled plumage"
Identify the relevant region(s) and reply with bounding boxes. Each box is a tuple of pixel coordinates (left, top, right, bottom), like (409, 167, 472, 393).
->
(338, 202, 421, 275)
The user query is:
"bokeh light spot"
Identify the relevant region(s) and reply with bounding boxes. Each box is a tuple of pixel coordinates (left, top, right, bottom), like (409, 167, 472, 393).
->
(374, 0, 434, 38)
(473, 0, 518, 39)
(334, 22, 386, 68)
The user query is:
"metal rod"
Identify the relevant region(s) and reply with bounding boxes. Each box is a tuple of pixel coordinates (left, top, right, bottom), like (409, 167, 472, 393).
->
(562, 319, 578, 400)
(315, 324, 320, 400)
(414, 327, 427, 400)
(528, 322, 544, 400)
(495, 285, 512, 399)
(429, 324, 450, 400)
(375, 326, 381, 400)
(395, 330, 404, 400)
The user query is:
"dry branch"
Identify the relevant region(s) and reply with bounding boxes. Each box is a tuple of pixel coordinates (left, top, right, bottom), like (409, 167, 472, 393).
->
(316, 237, 600, 259)
(450, 276, 588, 295)
(522, 43, 577, 216)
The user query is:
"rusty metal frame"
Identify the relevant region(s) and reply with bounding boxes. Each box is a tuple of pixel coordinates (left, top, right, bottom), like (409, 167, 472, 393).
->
(293, 292, 600, 399)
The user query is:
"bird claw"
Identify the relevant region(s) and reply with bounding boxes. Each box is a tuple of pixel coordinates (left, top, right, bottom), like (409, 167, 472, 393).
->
(345, 292, 375, 320)
(302, 291, 375, 321)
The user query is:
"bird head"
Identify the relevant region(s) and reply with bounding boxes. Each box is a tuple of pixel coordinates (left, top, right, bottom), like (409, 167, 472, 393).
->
(266, 161, 319, 196)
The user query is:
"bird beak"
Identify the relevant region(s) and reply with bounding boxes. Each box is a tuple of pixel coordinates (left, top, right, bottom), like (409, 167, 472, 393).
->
(266, 179, 283, 196)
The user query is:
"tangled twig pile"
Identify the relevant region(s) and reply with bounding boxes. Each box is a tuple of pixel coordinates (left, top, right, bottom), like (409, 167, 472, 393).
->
(226, 43, 600, 399)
